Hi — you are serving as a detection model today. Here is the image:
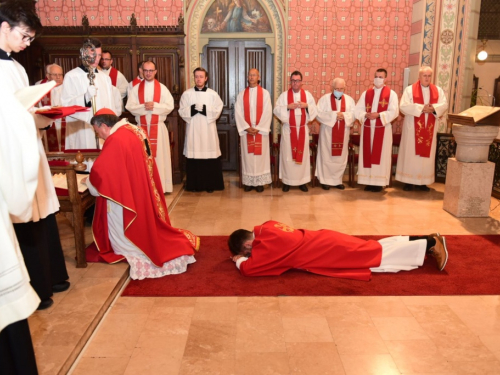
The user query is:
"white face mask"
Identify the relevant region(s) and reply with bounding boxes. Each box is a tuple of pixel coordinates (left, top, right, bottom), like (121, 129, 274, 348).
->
(374, 77, 384, 87)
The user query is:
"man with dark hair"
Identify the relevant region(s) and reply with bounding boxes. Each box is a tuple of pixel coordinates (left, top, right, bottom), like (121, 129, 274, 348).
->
(85, 108, 200, 279)
(61, 37, 117, 149)
(100, 49, 129, 99)
(274, 71, 318, 192)
(228, 221, 448, 279)
(179, 67, 224, 192)
(354, 68, 399, 192)
(126, 60, 175, 193)
(128, 60, 144, 96)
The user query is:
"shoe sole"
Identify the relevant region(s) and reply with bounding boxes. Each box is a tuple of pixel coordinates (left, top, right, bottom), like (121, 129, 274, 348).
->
(439, 235, 448, 271)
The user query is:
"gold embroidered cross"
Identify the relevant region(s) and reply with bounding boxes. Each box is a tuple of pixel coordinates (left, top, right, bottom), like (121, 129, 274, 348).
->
(366, 103, 372, 112)
(379, 98, 388, 108)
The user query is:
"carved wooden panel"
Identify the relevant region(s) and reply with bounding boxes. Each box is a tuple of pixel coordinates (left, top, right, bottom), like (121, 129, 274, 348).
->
(207, 47, 229, 107)
(245, 48, 267, 90)
(435, 133, 456, 183)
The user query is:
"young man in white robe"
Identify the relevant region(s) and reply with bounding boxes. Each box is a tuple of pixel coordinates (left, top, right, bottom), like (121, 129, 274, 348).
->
(274, 70, 318, 192)
(61, 37, 116, 150)
(396, 66, 448, 191)
(354, 68, 399, 192)
(127, 60, 144, 97)
(235, 68, 273, 192)
(36, 63, 65, 151)
(179, 67, 225, 193)
(0, 0, 70, 313)
(126, 61, 175, 193)
(315, 77, 356, 190)
(100, 50, 129, 99)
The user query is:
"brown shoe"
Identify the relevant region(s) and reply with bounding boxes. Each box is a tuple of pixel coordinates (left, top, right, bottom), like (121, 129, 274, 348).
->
(429, 235, 448, 271)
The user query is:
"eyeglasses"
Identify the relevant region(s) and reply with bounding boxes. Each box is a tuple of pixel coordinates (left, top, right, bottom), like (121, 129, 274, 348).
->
(13, 27, 35, 43)
(101, 58, 112, 61)
(291, 79, 302, 83)
(143, 69, 156, 73)
(48, 73, 63, 77)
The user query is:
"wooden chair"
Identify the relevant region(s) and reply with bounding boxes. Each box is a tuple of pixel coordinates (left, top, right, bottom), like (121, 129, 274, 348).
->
(347, 134, 361, 187)
(388, 133, 402, 187)
(309, 133, 320, 187)
(47, 151, 100, 268)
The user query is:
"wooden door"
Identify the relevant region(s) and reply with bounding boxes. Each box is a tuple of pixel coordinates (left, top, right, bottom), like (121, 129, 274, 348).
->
(201, 40, 273, 170)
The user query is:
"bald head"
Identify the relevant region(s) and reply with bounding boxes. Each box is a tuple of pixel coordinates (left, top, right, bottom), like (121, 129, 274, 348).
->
(331, 77, 346, 91)
(247, 68, 260, 88)
(45, 64, 64, 86)
(418, 66, 433, 87)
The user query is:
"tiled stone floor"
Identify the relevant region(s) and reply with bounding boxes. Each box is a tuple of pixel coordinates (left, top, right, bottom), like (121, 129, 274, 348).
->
(29, 173, 500, 374)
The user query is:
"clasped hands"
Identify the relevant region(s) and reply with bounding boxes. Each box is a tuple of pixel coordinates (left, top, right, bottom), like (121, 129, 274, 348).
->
(231, 254, 244, 262)
(422, 103, 435, 114)
(287, 101, 308, 110)
(246, 127, 259, 135)
(195, 103, 205, 112)
(365, 112, 380, 120)
(144, 102, 155, 111)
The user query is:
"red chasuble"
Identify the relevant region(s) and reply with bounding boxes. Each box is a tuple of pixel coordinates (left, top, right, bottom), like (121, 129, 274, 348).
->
(244, 86, 264, 155)
(288, 89, 307, 164)
(330, 94, 346, 156)
(138, 79, 161, 157)
(38, 78, 65, 151)
(239, 220, 382, 281)
(362, 86, 391, 168)
(108, 66, 118, 86)
(412, 81, 439, 158)
(90, 123, 199, 265)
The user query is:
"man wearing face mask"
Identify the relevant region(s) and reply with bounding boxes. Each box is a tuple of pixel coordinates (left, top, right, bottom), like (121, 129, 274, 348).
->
(354, 69, 399, 192)
(315, 77, 355, 190)
(396, 66, 448, 192)
(274, 71, 318, 192)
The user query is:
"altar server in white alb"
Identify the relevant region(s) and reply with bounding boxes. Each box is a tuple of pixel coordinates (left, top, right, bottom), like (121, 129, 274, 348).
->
(315, 77, 355, 190)
(126, 61, 174, 193)
(100, 50, 128, 99)
(396, 66, 448, 192)
(273, 70, 318, 192)
(128, 60, 144, 97)
(179, 67, 224, 193)
(36, 63, 65, 151)
(61, 37, 116, 149)
(354, 68, 399, 192)
(235, 68, 273, 193)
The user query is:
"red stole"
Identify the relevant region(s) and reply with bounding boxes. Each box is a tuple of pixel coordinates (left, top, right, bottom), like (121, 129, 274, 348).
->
(39, 78, 65, 151)
(362, 86, 390, 168)
(108, 67, 118, 86)
(244, 86, 264, 155)
(330, 94, 346, 156)
(91, 124, 199, 265)
(412, 81, 439, 158)
(132, 77, 142, 87)
(138, 79, 161, 157)
(288, 89, 307, 164)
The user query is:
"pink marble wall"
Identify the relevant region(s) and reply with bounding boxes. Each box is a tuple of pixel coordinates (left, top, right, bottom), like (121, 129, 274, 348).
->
(36, 0, 184, 27)
(287, 0, 412, 101)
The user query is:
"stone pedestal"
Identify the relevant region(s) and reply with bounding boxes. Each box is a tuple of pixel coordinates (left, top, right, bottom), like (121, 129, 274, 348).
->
(443, 158, 494, 217)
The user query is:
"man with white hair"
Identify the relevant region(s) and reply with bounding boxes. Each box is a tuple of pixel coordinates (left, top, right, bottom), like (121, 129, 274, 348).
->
(315, 77, 355, 190)
(37, 63, 65, 151)
(396, 66, 448, 191)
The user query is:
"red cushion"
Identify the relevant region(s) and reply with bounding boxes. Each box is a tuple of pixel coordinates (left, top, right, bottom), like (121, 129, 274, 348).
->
(48, 160, 70, 166)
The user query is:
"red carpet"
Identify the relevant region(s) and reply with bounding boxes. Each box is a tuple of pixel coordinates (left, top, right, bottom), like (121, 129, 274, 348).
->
(121, 235, 500, 297)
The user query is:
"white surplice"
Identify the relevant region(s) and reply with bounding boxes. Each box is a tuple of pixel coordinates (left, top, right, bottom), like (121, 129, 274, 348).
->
(273, 90, 318, 185)
(101, 67, 129, 98)
(126, 80, 175, 193)
(0, 85, 41, 331)
(235, 86, 273, 186)
(0, 53, 60, 222)
(396, 84, 448, 185)
(179, 88, 224, 159)
(315, 93, 355, 186)
(61, 67, 116, 150)
(354, 86, 399, 186)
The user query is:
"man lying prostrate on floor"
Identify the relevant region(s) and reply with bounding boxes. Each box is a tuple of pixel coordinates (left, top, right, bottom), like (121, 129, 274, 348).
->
(228, 220, 447, 280)
(84, 108, 200, 280)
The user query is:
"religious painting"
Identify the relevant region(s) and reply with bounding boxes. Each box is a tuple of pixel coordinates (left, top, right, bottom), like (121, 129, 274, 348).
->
(201, 0, 272, 33)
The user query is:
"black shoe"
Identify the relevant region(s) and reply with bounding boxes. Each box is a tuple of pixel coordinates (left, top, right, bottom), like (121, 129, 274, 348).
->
(256, 186, 264, 193)
(403, 184, 413, 191)
(206, 190, 214, 193)
(334, 184, 345, 190)
(282, 184, 290, 192)
(364, 185, 373, 191)
(243, 185, 253, 192)
(371, 186, 383, 192)
(321, 184, 330, 190)
(299, 184, 309, 192)
(52, 281, 70, 293)
(37, 298, 54, 310)
(417, 185, 430, 192)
